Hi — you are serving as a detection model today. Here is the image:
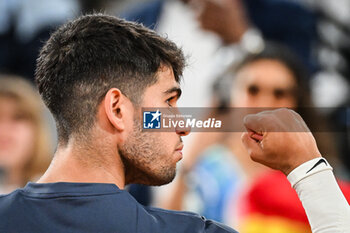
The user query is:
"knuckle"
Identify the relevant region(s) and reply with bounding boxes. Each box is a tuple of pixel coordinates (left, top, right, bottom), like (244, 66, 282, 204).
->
(243, 114, 255, 126)
(276, 107, 289, 116)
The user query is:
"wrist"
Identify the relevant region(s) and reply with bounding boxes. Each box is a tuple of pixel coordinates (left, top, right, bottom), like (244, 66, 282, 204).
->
(287, 157, 332, 187)
(284, 153, 322, 175)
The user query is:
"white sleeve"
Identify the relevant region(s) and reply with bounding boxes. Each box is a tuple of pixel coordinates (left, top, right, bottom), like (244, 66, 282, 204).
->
(287, 158, 350, 233)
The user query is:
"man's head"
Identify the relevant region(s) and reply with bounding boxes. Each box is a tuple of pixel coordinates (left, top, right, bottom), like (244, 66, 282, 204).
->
(35, 14, 187, 185)
(36, 14, 185, 143)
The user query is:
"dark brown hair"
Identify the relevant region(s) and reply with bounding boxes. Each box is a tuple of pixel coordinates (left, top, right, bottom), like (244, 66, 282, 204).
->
(35, 14, 185, 143)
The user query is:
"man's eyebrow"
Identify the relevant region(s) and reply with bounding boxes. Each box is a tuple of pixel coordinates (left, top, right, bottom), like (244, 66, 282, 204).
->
(164, 87, 182, 99)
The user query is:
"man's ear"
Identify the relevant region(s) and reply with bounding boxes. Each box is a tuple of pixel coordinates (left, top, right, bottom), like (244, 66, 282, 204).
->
(104, 88, 127, 131)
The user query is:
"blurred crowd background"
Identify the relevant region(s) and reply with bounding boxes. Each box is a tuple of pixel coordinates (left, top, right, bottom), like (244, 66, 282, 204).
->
(0, 0, 349, 232)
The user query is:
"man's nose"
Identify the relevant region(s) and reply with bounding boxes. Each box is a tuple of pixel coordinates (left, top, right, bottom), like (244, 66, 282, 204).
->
(175, 125, 191, 136)
(174, 114, 191, 136)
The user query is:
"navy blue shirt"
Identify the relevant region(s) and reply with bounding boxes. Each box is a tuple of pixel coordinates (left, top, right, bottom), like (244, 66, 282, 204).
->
(0, 182, 238, 233)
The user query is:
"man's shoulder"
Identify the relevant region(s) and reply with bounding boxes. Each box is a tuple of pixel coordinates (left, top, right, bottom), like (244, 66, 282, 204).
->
(0, 184, 238, 233)
(144, 206, 238, 233)
(0, 189, 22, 208)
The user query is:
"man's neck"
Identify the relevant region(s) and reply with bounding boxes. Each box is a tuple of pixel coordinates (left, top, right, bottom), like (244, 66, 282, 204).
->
(37, 139, 126, 189)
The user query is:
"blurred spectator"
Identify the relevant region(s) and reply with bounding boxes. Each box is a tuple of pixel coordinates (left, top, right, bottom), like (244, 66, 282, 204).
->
(159, 44, 341, 231)
(122, 0, 318, 108)
(0, 75, 52, 193)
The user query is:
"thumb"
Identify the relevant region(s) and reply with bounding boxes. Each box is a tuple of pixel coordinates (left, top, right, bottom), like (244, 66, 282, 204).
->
(241, 132, 263, 161)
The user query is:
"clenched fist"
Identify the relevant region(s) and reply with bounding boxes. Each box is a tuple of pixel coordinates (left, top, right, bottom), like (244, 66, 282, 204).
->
(241, 108, 322, 175)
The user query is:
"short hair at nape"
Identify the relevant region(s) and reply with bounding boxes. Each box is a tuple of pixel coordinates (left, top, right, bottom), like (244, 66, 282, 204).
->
(35, 14, 185, 143)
